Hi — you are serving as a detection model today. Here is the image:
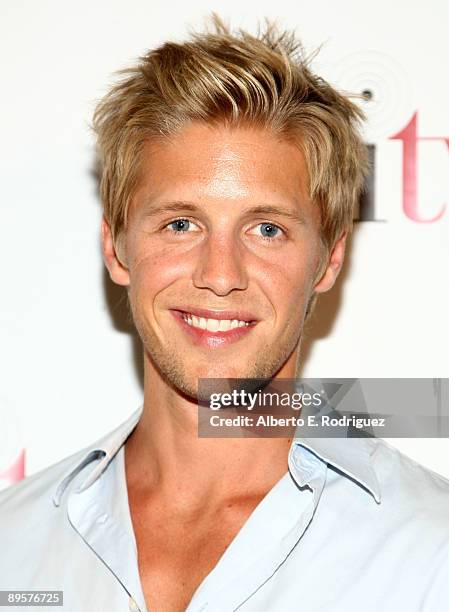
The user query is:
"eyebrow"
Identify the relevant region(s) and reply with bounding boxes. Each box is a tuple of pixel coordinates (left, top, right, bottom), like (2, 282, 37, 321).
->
(142, 200, 307, 224)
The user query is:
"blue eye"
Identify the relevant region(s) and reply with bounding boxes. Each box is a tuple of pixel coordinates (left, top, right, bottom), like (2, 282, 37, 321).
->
(259, 223, 281, 239)
(169, 219, 191, 232)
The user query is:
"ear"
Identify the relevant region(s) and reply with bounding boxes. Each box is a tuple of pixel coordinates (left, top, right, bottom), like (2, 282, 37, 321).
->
(313, 232, 347, 294)
(101, 216, 130, 287)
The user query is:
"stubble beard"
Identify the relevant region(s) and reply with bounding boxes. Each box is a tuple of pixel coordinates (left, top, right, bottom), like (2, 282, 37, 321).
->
(132, 312, 303, 403)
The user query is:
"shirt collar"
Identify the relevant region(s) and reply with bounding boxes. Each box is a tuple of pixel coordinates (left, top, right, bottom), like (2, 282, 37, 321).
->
(53, 406, 142, 507)
(53, 404, 381, 507)
(292, 435, 381, 504)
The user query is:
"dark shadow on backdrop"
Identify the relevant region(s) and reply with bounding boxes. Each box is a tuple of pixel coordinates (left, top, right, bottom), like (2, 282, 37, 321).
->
(102, 271, 145, 390)
(90, 154, 145, 390)
(297, 226, 358, 375)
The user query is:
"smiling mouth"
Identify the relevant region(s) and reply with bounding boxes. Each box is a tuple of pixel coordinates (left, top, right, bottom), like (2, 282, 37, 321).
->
(181, 312, 251, 332)
(170, 308, 258, 348)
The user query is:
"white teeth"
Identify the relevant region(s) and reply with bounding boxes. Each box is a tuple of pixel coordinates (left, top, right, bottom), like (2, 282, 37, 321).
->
(206, 318, 220, 332)
(219, 319, 232, 332)
(182, 313, 250, 331)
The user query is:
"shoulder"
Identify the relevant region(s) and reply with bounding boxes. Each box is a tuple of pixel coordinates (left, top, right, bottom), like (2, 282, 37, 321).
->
(370, 439, 449, 596)
(367, 437, 449, 535)
(0, 407, 141, 520)
(0, 444, 96, 585)
(0, 445, 89, 521)
(369, 436, 449, 498)
(318, 437, 449, 603)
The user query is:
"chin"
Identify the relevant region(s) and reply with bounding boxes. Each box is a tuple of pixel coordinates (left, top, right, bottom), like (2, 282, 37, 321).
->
(166, 364, 263, 404)
(148, 335, 298, 401)
(192, 362, 254, 381)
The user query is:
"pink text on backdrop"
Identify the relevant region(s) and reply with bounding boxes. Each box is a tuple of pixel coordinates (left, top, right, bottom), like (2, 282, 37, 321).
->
(390, 111, 448, 222)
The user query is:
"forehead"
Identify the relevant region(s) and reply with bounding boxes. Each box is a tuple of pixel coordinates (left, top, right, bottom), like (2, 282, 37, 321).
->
(131, 122, 318, 223)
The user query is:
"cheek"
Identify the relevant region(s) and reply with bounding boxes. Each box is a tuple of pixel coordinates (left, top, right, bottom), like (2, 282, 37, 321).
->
(255, 244, 319, 306)
(127, 242, 193, 310)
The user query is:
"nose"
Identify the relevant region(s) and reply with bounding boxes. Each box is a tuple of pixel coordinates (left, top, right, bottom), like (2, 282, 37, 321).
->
(192, 231, 248, 296)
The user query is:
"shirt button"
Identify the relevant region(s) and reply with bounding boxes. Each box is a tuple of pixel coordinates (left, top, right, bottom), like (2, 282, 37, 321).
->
(128, 597, 140, 612)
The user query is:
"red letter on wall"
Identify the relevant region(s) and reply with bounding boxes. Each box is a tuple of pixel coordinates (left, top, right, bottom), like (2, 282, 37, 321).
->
(390, 112, 447, 222)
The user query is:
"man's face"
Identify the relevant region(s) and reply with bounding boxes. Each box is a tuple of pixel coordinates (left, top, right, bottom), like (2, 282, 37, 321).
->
(105, 122, 341, 400)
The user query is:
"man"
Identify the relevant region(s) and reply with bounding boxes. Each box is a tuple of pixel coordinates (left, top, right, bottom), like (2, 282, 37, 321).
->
(1, 15, 448, 612)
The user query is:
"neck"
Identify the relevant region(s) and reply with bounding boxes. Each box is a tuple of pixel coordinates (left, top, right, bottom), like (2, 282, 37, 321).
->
(124, 351, 295, 511)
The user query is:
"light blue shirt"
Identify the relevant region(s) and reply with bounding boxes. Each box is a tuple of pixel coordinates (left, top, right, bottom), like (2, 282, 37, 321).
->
(1, 406, 449, 611)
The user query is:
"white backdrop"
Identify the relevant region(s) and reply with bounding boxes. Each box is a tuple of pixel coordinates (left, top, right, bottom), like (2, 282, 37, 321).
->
(1, 0, 448, 488)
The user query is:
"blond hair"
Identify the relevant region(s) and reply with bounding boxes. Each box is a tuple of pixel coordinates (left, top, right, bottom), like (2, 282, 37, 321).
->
(93, 14, 369, 319)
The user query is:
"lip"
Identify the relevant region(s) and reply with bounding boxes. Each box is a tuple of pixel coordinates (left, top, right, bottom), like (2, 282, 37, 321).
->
(170, 308, 259, 349)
